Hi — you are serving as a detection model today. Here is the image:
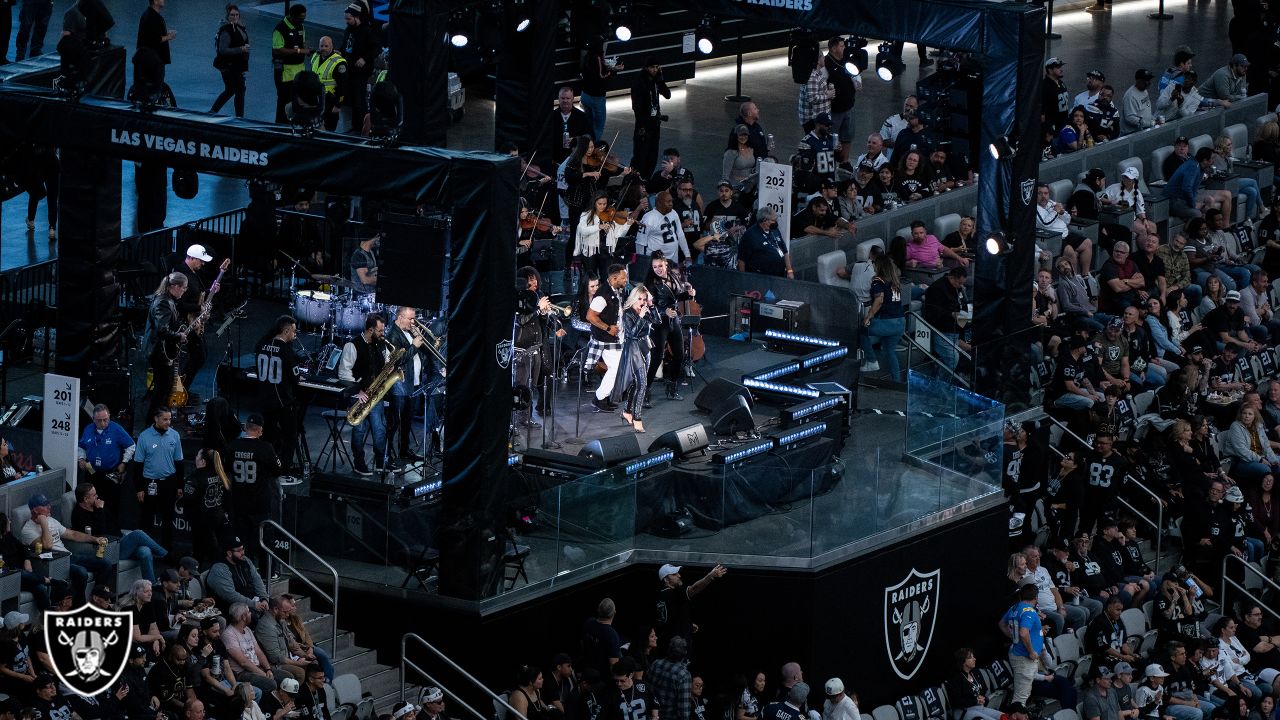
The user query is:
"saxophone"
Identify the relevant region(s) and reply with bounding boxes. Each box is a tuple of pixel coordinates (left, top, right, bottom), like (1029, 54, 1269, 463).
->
(347, 346, 406, 426)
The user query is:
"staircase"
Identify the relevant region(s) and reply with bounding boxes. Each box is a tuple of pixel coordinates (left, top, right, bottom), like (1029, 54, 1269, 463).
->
(268, 574, 421, 715)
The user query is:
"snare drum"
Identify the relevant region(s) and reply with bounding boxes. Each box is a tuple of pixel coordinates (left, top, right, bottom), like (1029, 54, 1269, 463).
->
(293, 290, 332, 327)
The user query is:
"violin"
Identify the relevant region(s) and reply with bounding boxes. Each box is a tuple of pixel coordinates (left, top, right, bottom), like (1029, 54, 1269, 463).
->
(596, 207, 632, 224)
(583, 148, 626, 173)
(520, 214, 559, 233)
(523, 160, 552, 182)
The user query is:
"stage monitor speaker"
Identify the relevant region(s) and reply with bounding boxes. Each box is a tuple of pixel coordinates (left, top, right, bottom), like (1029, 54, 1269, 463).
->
(710, 395, 755, 435)
(578, 433, 642, 467)
(648, 423, 709, 458)
(377, 216, 449, 312)
(694, 378, 753, 414)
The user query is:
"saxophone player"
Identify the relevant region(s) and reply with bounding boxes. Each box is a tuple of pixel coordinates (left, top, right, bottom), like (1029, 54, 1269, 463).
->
(339, 314, 390, 477)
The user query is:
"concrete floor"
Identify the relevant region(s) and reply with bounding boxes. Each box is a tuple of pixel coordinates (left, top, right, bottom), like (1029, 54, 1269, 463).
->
(0, 0, 1239, 270)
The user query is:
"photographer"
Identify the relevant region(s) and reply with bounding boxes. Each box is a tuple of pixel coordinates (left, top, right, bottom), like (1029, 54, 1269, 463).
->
(630, 57, 671, 179)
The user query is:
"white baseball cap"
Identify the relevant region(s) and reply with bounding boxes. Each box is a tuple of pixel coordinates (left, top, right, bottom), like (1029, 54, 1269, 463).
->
(186, 243, 213, 262)
(658, 563, 682, 580)
(280, 677, 300, 694)
(1145, 663, 1170, 678)
(1122, 167, 1140, 180)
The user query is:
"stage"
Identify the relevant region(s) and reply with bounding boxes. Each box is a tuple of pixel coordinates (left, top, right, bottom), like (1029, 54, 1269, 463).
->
(128, 295, 1005, 616)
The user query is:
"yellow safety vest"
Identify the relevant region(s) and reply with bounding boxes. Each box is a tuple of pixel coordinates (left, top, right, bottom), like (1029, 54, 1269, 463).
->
(308, 52, 347, 96)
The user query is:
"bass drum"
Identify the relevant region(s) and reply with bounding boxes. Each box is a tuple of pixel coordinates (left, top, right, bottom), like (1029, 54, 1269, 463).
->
(292, 290, 332, 328)
(336, 295, 390, 335)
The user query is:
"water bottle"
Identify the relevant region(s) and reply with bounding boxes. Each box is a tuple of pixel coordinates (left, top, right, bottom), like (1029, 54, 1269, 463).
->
(302, 461, 312, 485)
(212, 655, 222, 677)
(767, 133, 776, 153)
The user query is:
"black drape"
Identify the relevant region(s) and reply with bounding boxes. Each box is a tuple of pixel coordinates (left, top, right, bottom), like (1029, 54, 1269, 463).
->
(494, 0, 560, 153)
(389, 0, 448, 147)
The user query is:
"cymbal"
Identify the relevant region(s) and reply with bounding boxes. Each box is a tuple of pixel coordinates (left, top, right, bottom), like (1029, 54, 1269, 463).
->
(313, 275, 360, 289)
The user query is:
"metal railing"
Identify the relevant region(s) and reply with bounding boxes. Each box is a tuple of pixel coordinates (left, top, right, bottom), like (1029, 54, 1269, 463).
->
(904, 311, 972, 389)
(401, 633, 527, 720)
(0, 260, 56, 320)
(1042, 415, 1165, 577)
(259, 520, 339, 657)
(1221, 554, 1280, 623)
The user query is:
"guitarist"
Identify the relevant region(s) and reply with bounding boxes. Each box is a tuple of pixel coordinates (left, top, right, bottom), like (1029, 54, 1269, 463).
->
(145, 272, 189, 420)
(170, 244, 224, 391)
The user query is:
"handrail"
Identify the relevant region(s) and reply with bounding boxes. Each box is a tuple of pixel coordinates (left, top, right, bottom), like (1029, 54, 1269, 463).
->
(259, 520, 339, 657)
(905, 311, 972, 389)
(1221, 554, 1280, 624)
(401, 633, 528, 720)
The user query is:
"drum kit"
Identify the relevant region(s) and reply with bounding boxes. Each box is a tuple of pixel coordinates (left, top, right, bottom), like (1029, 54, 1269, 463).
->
(291, 276, 399, 340)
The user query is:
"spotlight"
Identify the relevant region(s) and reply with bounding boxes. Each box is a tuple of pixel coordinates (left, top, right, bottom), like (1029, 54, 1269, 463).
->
(988, 135, 1019, 160)
(612, 2, 632, 41)
(844, 60, 860, 77)
(511, 0, 530, 32)
(985, 231, 1014, 256)
(695, 15, 719, 54)
(875, 42, 894, 81)
(448, 12, 470, 47)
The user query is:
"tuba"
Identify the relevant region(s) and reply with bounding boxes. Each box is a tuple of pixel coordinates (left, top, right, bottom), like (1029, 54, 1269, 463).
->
(347, 346, 406, 426)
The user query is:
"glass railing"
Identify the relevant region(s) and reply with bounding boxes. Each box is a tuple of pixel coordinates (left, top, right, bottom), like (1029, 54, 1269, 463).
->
(281, 377, 1005, 605)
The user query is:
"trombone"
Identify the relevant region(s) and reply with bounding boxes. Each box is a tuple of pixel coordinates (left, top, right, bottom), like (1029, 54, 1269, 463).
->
(410, 317, 447, 368)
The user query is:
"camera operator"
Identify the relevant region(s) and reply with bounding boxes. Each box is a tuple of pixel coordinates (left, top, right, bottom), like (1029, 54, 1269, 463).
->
(630, 57, 671, 180)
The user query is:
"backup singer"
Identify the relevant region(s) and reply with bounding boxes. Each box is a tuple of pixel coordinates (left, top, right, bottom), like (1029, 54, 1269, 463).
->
(255, 315, 302, 471)
(587, 265, 629, 413)
(338, 314, 390, 476)
(145, 272, 189, 420)
(575, 192, 636, 283)
(387, 306, 432, 463)
(611, 285, 657, 433)
(645, 253, 694, 402)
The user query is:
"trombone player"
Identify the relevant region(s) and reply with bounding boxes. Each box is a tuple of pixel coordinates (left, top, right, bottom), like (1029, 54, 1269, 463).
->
(388, 305, 433, 464)
(338, 313, 390, 477)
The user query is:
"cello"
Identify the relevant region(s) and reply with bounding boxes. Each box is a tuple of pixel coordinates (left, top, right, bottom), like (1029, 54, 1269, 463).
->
(667, 265, 704, 373)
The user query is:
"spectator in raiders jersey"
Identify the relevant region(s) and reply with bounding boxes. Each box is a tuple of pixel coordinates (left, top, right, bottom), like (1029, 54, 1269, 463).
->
(734, 671, 767, 720)
(572, 669, 605, 720)
(1043, 58, 1071, 132)
(762, 682, 813, 720)
(182, 449, 230, 568)
(655, 563, 727, 654)
(1045, 452, 1085, 542)
(1086, 596, 1143, 666)
(1045, 537, 1104, 622)
(226, 414, 280, 571)
(1024, 545, 1085, 635)
(1003, 422, 1046, 513)
(1094, 520, 1146, 605)
(607, 658, 656, 720)
(1080, 433, 1128, 536)
(255, 315, 302, 471)
(1160, 642, 1210, 720)
(692, 676, 709, 720)
(1071, 531, 1133, 608)
(1051, 336, 1105, 410)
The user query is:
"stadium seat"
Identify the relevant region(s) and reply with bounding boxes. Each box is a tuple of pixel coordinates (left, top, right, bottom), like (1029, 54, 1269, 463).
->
(873, 705, 901, 720)
(1226, 124, 1250, 160)
(1131, 390, 1155, 416)
(1053, 710, 1081, 720)
(1049, 179, 1074, 206)
(1189, 134, 1214, 157)
(934, 213, 962, 241)
(817, 250, 851, 288)
(856, 238, 885, 261)
(1150, 146, 1174, 183)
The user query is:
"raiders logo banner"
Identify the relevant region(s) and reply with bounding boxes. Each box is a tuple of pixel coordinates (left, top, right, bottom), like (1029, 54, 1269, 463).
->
(45, 604, 132, 697)
(884, 568, 940, 680)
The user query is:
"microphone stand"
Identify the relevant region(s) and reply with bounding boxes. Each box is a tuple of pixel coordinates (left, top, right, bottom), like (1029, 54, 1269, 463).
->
(542, 311, 563, 450)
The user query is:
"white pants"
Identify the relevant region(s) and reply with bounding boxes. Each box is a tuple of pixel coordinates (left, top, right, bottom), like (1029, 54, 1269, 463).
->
(1008, 651, 1039, 705)
(595, 348, 622, 400)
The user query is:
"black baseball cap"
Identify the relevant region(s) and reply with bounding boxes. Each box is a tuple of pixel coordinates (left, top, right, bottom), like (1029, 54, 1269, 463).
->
(1135, 68, 1155, 81)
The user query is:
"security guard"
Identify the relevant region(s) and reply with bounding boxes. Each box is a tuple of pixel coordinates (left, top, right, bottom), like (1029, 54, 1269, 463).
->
(271, 4, 310, 123)
(307, 35, 348, 131)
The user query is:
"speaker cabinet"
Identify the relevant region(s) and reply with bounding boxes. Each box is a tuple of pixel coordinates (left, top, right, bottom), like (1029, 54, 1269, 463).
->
(710, 395, 754, 435)
(647, 423, 709, 458)
(694, 378, 753, 414)
(578, 433, 643, 467)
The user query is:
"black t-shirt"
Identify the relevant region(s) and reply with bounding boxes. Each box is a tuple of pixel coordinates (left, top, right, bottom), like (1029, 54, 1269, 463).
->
(1094, 536, 1129, 583)
(1204, 305, 1246, 341)
(69, 504, 120, 537)
(1043, 78, 1071, 130)
(792, 207, 836, 234)
(147, 658, 189, 710)
(737, 225, 788, 277)
(0, 637, 31, 695)
(256, 336, 301, 406)
(893, 128, 932, 158)
(227, 436, 281, 519)
(894, 175, 932, 201)
(1070, 549, 1108, 595)
(260, 691, 289, 716)
(1132, 252, 1166, 294)
(942, 231, 975, 252)
(1210, 356, 1239, 386)
(656, 585, 692, 645)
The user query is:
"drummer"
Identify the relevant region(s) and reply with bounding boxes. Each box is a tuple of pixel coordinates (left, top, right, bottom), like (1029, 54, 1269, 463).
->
(350, 233, 380, 295)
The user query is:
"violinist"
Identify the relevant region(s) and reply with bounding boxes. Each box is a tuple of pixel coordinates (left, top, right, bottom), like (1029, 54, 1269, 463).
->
(644, 252, 694, 403)
(575, 191, 637, 281)
(564, 137, 631, 259)
(519, 199, 562, 273)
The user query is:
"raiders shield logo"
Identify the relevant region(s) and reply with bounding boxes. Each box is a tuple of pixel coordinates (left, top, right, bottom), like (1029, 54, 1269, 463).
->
(44, 603, 131, 697)
(1021, 178, 1036, 206)
(884, 568, 940, 680)
(495, 339, 513, 369)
